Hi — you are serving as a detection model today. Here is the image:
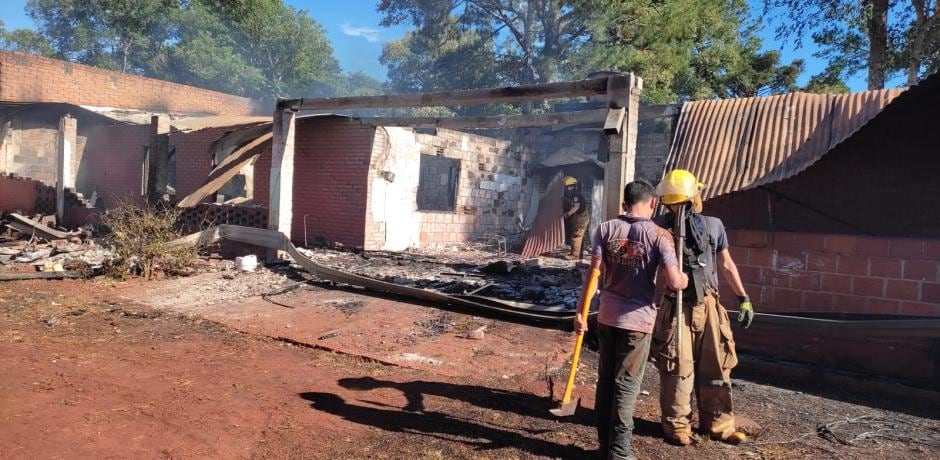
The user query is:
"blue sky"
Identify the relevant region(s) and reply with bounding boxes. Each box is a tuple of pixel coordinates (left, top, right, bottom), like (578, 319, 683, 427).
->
(0, 0, 902, 92)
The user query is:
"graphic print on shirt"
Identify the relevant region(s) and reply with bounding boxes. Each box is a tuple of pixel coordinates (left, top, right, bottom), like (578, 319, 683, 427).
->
(605, 239, 647, 267)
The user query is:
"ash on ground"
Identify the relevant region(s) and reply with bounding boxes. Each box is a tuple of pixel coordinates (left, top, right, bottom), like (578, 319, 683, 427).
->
(297, 245, 586, 310)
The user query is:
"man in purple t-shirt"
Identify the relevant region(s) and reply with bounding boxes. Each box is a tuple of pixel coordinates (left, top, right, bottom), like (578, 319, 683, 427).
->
(574, 180, 687, 460)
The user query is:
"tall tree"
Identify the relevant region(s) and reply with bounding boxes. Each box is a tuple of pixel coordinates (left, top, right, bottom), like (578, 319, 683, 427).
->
(27, 0, 176, 73)
(379, 0, 588, 86)
(0, 20, 55, 56)
(578, 0, 805, 102)
(765, 0, 940, 87)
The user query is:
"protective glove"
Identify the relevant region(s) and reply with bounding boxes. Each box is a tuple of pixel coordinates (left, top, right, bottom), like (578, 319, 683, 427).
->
(737, 296, 754, 329)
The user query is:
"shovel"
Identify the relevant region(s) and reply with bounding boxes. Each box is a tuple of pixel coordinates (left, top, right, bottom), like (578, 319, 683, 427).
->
(550, 266, 601, 417)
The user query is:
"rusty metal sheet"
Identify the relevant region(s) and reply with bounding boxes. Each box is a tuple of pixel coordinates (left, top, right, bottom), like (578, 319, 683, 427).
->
(521, 173, 566, 258)
(666, 88, 906, 200)
(168, 225, 586, 326)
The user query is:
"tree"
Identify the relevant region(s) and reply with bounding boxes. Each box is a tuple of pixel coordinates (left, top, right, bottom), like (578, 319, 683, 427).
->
(577, 0, 806, 102)
(27, 0, 176, 73)
(378, 0, 588, 86)
(21, 0, 354, 104)
(0, 20, 55, 56)
(764, 0, 940, 88)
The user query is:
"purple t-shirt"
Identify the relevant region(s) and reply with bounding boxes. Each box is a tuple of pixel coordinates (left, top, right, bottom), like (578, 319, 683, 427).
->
(590, 216, 678, 333)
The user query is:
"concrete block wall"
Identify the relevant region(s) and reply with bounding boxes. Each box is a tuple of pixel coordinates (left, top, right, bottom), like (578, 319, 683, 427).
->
(414, 129, 532, 247)
(721, 229, 940, 317)
(0, 51, 256, 115)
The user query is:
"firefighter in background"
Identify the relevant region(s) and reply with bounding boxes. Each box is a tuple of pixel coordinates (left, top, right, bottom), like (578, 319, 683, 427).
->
(652, 169, 755, 446)
(563, 176, 591, 259)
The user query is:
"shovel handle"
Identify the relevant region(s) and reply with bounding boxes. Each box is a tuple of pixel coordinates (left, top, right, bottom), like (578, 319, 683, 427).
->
(560, 267, 601, 405)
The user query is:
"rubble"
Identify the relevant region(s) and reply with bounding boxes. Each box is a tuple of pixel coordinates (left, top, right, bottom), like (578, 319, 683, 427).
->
(297, 244, 585, 310)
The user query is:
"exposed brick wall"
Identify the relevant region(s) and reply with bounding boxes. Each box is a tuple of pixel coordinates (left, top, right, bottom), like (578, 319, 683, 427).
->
(169, 125, 267, 201)
(0, 173, 40, 214)
(83, 124, 151, 208)
(720, 229, 940, 317)
(0, 51, 257, 115)
(248, 117, 374, 247)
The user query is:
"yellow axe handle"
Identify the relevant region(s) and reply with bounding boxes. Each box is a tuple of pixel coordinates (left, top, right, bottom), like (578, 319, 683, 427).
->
(560, 267, 601, 405)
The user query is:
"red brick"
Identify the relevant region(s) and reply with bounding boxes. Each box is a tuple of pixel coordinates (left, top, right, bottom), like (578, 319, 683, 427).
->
(852, 277, 885, 297)
(885, 279, 921, 301)
(889, 239, 924, 258)
(762, 268, 792, 288)
(824, 235, 857, 255)
(806, 253, 838, 273)
(790, 272, 821, 291)
(732, 230, 767, 248)
(924, 240, 940, 259)
(768, 232, 797, 252)
(793, 233, 825, 252)
(869, 257, 902, 278)
(866, 298, 900, 314)
(922, 283, 940, 304)
(832, 294, 867, 312)
(749, 248, 776, 267)
(821, 274, 852, 294)
(903, 260, 938, 282)
(899, 301, 940, 317)
(854, 237, 890, 257)
(737, 265, 762, 284)
(773, 288, 804, 310)
(837, 255, 869, 276)
(803, 291, 833, 310)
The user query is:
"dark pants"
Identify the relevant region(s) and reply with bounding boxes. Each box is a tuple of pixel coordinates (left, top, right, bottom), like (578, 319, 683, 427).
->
(595, 324, 651, 460)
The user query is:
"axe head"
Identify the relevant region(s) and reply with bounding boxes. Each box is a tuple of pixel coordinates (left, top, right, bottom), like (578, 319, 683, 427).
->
(549, 397, 581, 417)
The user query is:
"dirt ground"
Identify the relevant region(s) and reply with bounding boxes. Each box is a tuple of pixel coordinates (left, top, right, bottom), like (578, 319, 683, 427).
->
(2, 275, 939, 459)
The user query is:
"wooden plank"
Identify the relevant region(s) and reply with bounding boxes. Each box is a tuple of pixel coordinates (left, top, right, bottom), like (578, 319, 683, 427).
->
(177, 132, 272, 208)
(6, 213, 74, 240)
(291, 77, 609, 110)
(358, 109, 608, 129)
(0, 271, 82, 281)
(603, 108, 625, 133)
(603, 73, 642, 220)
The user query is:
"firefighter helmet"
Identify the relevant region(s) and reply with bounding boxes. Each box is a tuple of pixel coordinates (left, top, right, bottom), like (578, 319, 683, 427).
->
(656, 169, 704, 205)
(564, 176, 578, 186)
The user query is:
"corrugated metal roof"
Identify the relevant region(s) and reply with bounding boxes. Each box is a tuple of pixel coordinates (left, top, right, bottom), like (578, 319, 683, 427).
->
(521, 173, 566, 258)
(665, 88, 906, 200)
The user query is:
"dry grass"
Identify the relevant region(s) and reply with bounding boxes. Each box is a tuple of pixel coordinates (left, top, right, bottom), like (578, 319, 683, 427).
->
(99, 203, 199, 279)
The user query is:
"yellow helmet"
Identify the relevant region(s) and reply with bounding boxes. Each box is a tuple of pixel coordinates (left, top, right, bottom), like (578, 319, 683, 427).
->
(656, 169, 704, 205)
(564, 176, 578, 186)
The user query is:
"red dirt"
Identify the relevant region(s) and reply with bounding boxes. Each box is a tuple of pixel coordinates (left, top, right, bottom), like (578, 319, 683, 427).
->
(1, 277, 938, 459)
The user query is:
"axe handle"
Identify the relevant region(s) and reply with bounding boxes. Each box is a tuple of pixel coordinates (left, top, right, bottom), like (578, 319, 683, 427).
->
(560, 267, 601, 405)
(674, 204, 687, 365)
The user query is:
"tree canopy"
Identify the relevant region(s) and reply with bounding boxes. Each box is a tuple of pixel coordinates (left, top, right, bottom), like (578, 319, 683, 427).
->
(10, 0, 382, 105)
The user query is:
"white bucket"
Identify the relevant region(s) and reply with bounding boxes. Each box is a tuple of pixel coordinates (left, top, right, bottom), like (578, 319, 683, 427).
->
(237, 254, 258, 272)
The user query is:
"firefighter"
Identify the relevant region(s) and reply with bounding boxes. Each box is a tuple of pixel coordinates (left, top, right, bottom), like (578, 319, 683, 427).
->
(563, 176, 591, 259)
(652, 169, 755, 446)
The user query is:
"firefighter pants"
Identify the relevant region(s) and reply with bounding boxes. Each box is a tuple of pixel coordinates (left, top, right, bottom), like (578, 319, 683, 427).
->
(653, 292, 739, 440)
(564, 211, 590, 257)
(596, 324, 651, 460)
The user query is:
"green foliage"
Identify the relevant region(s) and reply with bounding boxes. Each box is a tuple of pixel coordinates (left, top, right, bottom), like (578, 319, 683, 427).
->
(803, 69, 851, 93)
(577, 0, 806, 102)
(380, 0, 807, 104)
(763, 0, 940, 87)
(0, 20, 55, 56)
(21, 0, 374, 105)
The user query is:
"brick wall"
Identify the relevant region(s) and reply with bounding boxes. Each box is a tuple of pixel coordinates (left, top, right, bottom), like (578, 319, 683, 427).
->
(0, 51, 256, 115)
(83, 124, 151, 208)
(169, 125, 267, 201)
(720, 229, 940, 317)
(0, 173, 40, 214)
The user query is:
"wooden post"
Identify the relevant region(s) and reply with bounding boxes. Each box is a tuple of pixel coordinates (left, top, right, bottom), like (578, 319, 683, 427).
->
(147, 115, 170, 203)
(56, 115, 77, 224)
(603, 73, 642, 220)
(268, 107, 297, 242)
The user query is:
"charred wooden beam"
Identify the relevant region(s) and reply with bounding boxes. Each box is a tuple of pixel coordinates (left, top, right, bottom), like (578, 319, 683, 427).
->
(358, 109, 608, 129)
(284, 77, 609, 111)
